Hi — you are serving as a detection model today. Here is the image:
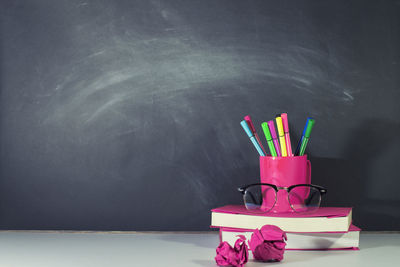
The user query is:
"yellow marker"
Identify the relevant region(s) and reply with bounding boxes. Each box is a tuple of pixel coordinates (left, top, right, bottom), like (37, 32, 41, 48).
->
(275, 116, 287, 157)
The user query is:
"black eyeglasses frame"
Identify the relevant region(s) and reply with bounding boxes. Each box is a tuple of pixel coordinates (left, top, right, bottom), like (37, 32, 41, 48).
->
(238, 183, 327, 213)
(238, 183, 327, 194)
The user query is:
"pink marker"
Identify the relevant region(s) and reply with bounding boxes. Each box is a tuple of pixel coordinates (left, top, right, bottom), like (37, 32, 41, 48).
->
(281, 113, 293, 156)
(267, 120, 281, 157)
(244, 115, 267, 155)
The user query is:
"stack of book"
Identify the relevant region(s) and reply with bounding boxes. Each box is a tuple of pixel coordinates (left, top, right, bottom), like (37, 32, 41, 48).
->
(211, 205, 360, 250)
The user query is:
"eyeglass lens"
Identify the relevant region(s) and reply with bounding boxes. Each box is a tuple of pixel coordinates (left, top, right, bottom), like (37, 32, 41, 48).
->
(243, 185, 276, 212)
(288, 185, 321, 212)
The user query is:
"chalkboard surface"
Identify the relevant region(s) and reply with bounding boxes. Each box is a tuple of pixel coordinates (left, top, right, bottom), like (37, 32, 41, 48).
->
(1, 0, 399, 230)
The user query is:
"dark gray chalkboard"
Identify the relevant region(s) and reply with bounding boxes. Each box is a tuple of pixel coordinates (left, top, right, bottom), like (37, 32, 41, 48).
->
(0, 0, 399, 230)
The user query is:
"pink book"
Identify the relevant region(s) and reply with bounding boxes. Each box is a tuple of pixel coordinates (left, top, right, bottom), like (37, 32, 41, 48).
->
(211, 205, 353, 232)
(219, 224, 361, 251)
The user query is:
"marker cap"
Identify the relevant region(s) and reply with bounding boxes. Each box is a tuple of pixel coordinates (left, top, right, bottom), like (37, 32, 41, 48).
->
(261, 122, 272, 140)
(281, 113, 289, 132)
(276, 116, 284, 136)
(267, 120, 278, 139)
(240, 120, 254, 138)
(304, 118, 315, 138)
(302, 117, 312, 135)
(244, 115, 256, 133)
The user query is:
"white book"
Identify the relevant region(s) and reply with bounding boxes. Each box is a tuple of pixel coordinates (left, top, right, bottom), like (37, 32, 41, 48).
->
(211, 205, 352, 233)
(219, 225, 360, 250)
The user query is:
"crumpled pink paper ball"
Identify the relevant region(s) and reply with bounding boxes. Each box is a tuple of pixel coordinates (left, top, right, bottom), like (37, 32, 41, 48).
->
(248, 225, 287, 262)
(215, 235, 248, 267)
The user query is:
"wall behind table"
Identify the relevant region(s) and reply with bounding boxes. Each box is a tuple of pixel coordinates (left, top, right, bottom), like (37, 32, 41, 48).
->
(0, 0, 399, 230)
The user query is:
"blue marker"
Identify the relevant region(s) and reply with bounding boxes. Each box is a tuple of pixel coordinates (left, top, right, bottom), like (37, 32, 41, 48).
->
(295, 117, 312, 156)
(240, 120, 266, 156)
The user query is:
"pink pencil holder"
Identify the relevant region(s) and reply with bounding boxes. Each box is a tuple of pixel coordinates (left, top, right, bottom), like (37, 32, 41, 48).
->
(259, 155, 311, 213)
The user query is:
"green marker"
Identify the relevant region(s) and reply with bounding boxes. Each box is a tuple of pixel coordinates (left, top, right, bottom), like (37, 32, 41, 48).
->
(261, 122, 277, 157)
(298, 118, 315, 156)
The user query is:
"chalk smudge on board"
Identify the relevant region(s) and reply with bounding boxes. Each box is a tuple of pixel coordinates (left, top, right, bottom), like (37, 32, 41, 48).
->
(41, 1, 356, 133)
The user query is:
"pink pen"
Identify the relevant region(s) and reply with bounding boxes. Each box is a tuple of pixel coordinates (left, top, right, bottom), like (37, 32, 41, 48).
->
(267, 120, 281, 157)
(244, 115, 267, 155)
(281, 113, 293, 156)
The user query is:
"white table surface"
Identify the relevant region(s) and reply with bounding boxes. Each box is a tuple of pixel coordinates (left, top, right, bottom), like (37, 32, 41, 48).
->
(0, 231, 399, 267)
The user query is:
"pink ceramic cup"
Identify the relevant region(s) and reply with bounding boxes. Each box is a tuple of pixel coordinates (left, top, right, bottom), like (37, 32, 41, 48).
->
(259, 155, 311, 213)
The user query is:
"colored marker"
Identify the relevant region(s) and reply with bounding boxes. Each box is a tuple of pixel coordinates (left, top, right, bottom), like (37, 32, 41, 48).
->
(261, 122, 277, 157)
(267, 120, 281, 157)
(298, 118, 315, 156)
(244, 115, 266, 155)
(281, 113, 293, 156)
(275, 115, 287, 157)
(295, 117, 310, 156)
(240, 120, 266, 156)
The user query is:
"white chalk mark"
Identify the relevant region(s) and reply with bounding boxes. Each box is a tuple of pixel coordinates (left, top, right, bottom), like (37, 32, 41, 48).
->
(84, 97, 121, 124)
(343, 90, 354, 101)
(77, 2, 88, 7)
(87, 50, 106, 58)
(42, 1, 358, 133)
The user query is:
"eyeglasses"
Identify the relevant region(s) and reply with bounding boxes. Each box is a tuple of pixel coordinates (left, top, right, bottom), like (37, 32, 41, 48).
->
(238, 183, 327, 213)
